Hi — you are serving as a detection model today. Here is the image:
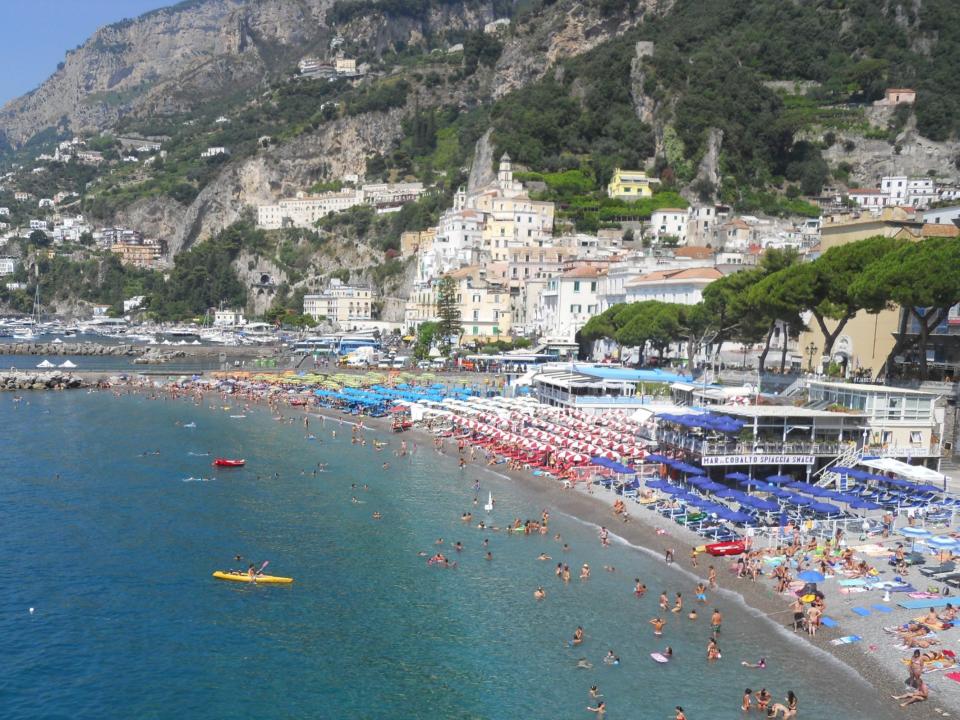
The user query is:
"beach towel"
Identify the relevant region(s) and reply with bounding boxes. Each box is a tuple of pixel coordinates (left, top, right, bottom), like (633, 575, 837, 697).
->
(830, 635, 862, 645)
(839, 587, 868, 595)
(908, 592, 941, 599)
(899, 597, 955, 609)
(851, 607, 872, 617)
(820, 616, 839, 628)
(946, 671, 960, 683)
(838, 578, 869, 587)
(871, 605, 893, 613)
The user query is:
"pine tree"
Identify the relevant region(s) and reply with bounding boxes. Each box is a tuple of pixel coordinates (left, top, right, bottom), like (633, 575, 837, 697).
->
(434, 275, 462, 353)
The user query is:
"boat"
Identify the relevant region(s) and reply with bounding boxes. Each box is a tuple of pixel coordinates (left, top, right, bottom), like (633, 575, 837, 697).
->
(704, 540, 746, 557)
(213, 458, 245, 467)
(289, 398, 308, 406)
(212, 570, 293, 584)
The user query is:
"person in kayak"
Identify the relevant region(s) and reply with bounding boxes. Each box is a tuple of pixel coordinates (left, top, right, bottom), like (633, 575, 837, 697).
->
(247, 563, 257, 579)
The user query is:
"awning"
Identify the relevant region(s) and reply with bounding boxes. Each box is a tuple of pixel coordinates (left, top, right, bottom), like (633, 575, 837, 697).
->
(859, 458, 946, 485)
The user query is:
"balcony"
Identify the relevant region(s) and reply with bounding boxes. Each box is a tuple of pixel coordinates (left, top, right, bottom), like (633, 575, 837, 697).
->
(863, 444, 942, 459)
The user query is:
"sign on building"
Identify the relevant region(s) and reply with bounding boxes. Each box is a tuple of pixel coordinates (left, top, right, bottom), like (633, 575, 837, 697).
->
(702, 455, 816, 466)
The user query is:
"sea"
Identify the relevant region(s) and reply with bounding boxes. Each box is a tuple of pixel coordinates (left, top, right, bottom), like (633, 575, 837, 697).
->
(0, 392, 900, 719)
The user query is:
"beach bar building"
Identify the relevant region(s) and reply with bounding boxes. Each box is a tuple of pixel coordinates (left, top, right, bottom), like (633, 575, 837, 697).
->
(530, 364, 691, 415)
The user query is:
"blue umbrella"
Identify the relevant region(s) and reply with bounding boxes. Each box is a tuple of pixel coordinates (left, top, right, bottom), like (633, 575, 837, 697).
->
(742, 497, 778, 512)
(645, 480, 671, 490)
(809, 502, 841, 514)
(736, 478, 761, 488)
(700, 481, 726, 492)
(798, 570, 825, 583)
(765, 474, 794, 485)
(645, 453, 671, 464)
(787, 495, 813, 506)
(764, 487, 794, 499)
(663, 485, 687, 495)
(686, 476, 711, 487)
(725, 472, 750, 481)
(714, 488, 742, 499)
(715, 509, 752, 524)
(847, 498, 882, 510)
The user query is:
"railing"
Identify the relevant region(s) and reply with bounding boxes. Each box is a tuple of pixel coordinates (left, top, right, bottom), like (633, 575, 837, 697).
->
(572, 395, 647, 406)
(863, 444, 942, 458)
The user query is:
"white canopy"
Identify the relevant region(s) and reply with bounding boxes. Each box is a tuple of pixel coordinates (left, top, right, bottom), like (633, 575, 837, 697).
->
(36, 359, 55, 368)
(860, 457, 946, 484)
(58, 360, 77, 368)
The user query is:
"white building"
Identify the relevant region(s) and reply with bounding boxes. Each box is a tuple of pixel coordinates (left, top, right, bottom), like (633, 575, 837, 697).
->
(38, 198, 54, 209)
(258, 183, 424, 230)
(624, 266, 723, 305)
(0, 256, 17, 276)
(201, 147, 228, 158)
(0, 207, 8, 216)
(538, 265, 604, 343)
(649, 208, 688, 244)
(923, 205, 960, 226)
(214, 309, 246, 327)
(848, 188, 885, 208)
(123, 296, 146, 313)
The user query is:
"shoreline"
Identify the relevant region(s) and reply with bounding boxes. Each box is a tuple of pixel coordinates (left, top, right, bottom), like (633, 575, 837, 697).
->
(108, 381, 959, 716)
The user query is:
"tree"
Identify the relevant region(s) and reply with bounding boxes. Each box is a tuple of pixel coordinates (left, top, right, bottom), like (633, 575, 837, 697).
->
(851, 236, 960, 379)
(413, 320, 438, 360)
(29, 229, 50, 247)
(434, 276, 462, 353)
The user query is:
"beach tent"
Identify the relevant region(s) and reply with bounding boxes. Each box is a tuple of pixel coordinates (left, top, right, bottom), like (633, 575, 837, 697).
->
(58, 360, 77, 368)
(36, 359, 55, 368)
(859, 458, 946, 486)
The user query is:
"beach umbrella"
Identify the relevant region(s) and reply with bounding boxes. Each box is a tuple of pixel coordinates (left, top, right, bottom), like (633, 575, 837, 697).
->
(700, 481, 726, 492)
(808, 502, 841, 514)
(742, 497, 778, 512)
(765, 475, 793, 485)
(686, 476, 711, 487)
(899, 527, 931, 538)
(928, 536, 958, 550)
(663, 485, 687, 495)
(645, 480, 671, 490)
(847, 498, 882, 510)
(797, 570, 825, 583)
(786, 495, 813, 506)
(725, 472, 750, 482)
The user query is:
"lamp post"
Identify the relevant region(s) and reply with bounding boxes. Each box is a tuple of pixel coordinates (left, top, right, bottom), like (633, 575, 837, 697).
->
(805, 342, 818, 373)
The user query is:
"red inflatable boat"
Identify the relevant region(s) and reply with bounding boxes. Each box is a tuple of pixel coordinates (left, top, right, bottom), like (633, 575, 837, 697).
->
(705, 541, 746, 557)
(213, 458, 246, 467)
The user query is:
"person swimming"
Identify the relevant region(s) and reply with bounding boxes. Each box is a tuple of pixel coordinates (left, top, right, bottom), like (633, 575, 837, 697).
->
(534, 586, 546, 600)
(572, 626, 584, 646)
(742, 657, 766, 669)
(602, 650, 619, 666)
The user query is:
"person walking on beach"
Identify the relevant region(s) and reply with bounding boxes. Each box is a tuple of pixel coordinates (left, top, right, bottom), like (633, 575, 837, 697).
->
(708, 565, 718, 589)
(908, 649, 924, 688)
(689, 546, 698, 568)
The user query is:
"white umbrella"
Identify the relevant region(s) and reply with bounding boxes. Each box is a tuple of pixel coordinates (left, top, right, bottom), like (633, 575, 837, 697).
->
(58, 360, 77, 368)
(36, 359, 55, 368)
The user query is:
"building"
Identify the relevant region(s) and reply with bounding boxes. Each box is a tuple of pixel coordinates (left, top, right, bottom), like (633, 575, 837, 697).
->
(538, 265, 604, 343)
(38, 198, 54, 209)
(0, 256, 17, 276)
(258, 183, 424, 230)
(848, 188, 885, 209)
(214, 309, 246, 327)
(799, 207, 924, 378)
(624, 266, 723, 305)
(649, 208, 688, 244)
(0, 207, 8, 216)
(400, 228, 436, 257)
(531, 363, 691, 414)
(110, 239, 164, 268)
(303, 279, 373, 327)
(923, 205, 960, 226)
(75, 150, 104, 165)
(875, 88, 916, 106)
(201, 147, 228, 159)
(123, 296, 146, 313)
(807, 380, 943, 463)
(483, 18, 510, 33)
(716, 218, 752, 250)
(607, 168, 658, 200)
(14, 192, 31, 202)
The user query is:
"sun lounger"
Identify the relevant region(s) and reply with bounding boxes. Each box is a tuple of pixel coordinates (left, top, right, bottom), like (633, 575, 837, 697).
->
(839, 579, 869, 587)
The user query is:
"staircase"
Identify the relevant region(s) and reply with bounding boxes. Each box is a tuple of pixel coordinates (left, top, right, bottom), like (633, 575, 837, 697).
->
(812, 445, 863, 490)
(781, 374, 810, 398)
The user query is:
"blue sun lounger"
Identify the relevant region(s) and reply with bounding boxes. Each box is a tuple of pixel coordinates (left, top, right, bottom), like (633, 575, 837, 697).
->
(897, 597, 956, 610)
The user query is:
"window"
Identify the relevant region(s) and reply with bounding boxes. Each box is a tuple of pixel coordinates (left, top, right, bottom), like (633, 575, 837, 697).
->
(472, 294, 480, 303)
(910, 431, 923, 444)
(472, 310, 479, 321)
(574, 281, 581, 292)
(590, 281, 597, 292)
(473, 326, 479, 335)
(570, 304, 582, 313)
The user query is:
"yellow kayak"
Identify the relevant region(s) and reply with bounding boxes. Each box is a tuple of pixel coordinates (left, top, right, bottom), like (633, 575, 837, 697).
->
(212, 570, 293, 584)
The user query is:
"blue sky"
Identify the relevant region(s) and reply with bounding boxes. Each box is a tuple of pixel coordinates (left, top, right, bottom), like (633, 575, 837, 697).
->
(0, 0, 170, 106)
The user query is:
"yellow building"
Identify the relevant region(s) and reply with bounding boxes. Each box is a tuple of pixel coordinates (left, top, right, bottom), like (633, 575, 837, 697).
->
(404, 266, 512, 344)
(798, 207, 924, 377)
(607, 168, 658, 200)
(111, 240, 164, 268)
(400, 228, 436, 258)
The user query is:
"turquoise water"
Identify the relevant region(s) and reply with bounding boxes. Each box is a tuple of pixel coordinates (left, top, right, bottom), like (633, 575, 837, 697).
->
(0, 393, 898, 719)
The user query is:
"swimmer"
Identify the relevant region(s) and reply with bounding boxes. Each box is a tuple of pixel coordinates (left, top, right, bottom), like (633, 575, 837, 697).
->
(454, 542, 463, 552)
(586, 701, 606, 716)
(602, 650, 619, 666)
(589, 685, 602, 699)
(659, 591, 669, 610)
(572, 626, 584, 646)
(576, 658, 593, 670)
(634, 579, 647, 598)
(649, 617, 665, 636)
(711, 608, 723, 634)
(580, 564, 591, 580)
(435, 538, 444, 545)
(485, 551, 493, 561)
(671, 592, 683, 613)
(372, 512, 382, 519)
(742, 689, 753, 712)
(688, 609, 698, 621)
(603, 565, 616, 573)
(534, 586, 546, 600)
(742, 658, 766, 669)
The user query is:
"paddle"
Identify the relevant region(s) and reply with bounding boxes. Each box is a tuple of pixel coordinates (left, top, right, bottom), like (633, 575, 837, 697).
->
(256, 560, 269, 577)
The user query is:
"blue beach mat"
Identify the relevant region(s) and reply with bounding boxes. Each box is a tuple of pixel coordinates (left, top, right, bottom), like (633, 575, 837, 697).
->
(897, 597, 956, 610)
(871, 605, 893, 613)
(851, 607, 871, 617)
(839, 579, 868, 587)
(829, 635, 862, 645)
(820, 616, 839, 628)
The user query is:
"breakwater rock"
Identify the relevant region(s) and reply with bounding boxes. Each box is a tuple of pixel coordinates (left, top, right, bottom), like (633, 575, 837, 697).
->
(1, 371, 86, 390)
(133, 347, 188, 364)
(0, 342, 143, 356)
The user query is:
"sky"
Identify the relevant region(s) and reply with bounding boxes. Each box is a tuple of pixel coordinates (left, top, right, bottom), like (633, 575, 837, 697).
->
(0, 0, 171, 106)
